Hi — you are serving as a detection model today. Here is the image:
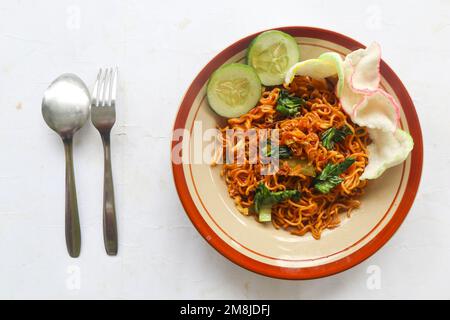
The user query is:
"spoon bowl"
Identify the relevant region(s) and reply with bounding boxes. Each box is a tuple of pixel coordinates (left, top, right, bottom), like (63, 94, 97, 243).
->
(42, 74, 90, 138)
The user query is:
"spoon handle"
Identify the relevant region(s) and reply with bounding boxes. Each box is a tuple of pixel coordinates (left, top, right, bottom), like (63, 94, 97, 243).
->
(101, 134, 118, 256)
(63, 138, 81, 258)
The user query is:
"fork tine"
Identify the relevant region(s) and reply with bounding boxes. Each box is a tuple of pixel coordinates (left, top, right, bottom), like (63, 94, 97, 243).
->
(101, 68, 111, 107)
(98, 69, 106, 107)
(106, 67, 113, 107)
(92, 69, 102, 107)
(110, 67, 118, 106)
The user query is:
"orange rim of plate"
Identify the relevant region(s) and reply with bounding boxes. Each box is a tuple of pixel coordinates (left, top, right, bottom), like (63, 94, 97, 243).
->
(171, 26, 423, 280)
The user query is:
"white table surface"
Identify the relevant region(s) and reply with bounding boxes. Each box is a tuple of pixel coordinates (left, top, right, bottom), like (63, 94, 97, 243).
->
(0, 0, 448, 300)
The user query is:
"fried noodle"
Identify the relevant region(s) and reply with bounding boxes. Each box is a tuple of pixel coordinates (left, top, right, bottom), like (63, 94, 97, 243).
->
(218, 76, 370, 239)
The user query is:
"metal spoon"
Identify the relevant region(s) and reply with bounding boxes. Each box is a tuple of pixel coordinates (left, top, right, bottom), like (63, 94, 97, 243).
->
(42, 74, 90, 258)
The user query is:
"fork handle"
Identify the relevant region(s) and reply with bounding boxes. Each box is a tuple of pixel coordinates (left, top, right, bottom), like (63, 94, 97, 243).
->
(63, 137, 81, 258)
(101, 134, 118, 255)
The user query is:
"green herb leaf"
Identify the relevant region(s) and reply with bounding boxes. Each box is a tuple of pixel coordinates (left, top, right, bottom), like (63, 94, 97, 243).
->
(263, 143, 292, 159)
(320, 126, 352, 150)
(254, 183, 301, 221)
(277, 146, 292, 159)
(313, 158, 355, 194)
(254, 183, 272, 213)
(276, 90, 305, 117)
(258, 205, 272, 222)
(314, 176, 343, 194)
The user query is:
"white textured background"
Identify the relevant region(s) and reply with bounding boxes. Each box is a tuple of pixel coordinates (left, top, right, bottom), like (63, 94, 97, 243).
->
(0, 0, 448, 299)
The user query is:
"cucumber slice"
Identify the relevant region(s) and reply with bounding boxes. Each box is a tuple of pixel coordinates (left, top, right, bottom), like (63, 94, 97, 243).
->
(207, 64, 262, 118)
(247, 30, 300, 86)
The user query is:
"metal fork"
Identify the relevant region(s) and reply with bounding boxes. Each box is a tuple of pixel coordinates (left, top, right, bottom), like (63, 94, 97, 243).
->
(91, 68, 118, 256)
